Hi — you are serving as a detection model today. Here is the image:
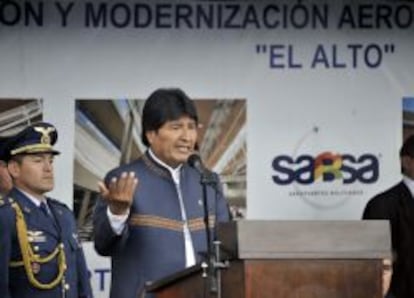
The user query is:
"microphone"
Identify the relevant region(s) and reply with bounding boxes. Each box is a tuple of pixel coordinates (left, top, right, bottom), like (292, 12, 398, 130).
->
(187, 153, 218, 188)
(188, 154, 209, 175)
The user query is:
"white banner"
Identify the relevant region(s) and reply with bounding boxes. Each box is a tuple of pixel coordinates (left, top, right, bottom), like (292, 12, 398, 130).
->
(1, 0, 413, 296)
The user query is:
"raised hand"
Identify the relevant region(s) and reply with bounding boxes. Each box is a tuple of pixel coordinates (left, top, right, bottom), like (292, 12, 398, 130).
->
(98, 171, 138, 215)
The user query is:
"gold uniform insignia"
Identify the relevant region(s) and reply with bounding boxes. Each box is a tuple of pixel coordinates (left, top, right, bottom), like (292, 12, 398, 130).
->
(34, 126, 55, 145)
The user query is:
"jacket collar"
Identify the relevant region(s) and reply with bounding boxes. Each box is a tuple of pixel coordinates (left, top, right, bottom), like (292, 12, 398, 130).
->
(9, 187, 59, 238)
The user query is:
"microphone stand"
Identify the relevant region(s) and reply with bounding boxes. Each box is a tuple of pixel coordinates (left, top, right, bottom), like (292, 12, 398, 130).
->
(200, 171, 216, 294)
(199, 170, 223, 297)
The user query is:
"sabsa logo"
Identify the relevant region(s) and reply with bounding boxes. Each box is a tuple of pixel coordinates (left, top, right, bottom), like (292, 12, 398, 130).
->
(272, 151, 379, 185)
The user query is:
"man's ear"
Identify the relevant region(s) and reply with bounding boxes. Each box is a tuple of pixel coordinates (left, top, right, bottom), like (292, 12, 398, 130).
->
(7, 160, 20, 179)
(401, 155, 410, 168)
(401, 155, 414, 175)
(146, 131, 155, 145)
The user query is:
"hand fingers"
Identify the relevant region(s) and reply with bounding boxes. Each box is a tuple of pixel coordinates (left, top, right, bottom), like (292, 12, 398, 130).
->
(116, 172, 128, 192)
(106, 172, 137, 203)
(107, 176, 119, 194)
(97, 181, 109, 200)
(124, 172, 138, 197)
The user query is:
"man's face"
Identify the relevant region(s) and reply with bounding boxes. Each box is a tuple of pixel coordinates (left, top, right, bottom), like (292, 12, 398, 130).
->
(382, 258, 393, 296)
(0, 161, 12, 194)
(8, 153, 55, 198)
(146, 116, 198, 168)
(402, 155, 414, 179)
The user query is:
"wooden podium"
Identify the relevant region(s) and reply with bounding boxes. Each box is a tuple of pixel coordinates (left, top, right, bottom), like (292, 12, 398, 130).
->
(146, 220, 391, 298)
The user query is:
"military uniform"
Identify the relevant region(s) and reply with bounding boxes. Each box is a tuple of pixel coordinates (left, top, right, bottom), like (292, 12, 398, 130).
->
(93, 152, 230, 298)
(0, 188, 92, 298)
(0, 122, 93, 298)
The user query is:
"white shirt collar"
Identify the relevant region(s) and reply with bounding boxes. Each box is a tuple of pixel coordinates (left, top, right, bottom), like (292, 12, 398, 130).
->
(403, 175, 414, 198)
(16, 187, 46, 207)
(148, 149, 182, 184)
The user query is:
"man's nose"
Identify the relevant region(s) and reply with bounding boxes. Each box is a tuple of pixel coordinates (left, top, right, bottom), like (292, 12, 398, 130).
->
(43, 160, 53, 171)
(180, 128, 192, 140)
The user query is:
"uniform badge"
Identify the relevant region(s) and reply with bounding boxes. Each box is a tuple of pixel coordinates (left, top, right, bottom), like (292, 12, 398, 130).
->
(34, 126, 55, 145)
(27, 230, 46, 243)
(31, 262, 41, 274)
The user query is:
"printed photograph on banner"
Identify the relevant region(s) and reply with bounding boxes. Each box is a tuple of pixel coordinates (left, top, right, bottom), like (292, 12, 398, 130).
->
(403, 97, 414, 140)
(73, 98, 246, 241)
(0, 99, 43, 135)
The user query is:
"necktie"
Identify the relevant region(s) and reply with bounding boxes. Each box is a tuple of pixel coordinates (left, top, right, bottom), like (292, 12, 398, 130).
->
(40, 201, 59, 230)
(39, 202, 50, 217)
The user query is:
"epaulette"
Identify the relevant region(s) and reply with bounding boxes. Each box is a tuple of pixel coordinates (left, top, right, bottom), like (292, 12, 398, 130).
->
(48, 198, 70, 210)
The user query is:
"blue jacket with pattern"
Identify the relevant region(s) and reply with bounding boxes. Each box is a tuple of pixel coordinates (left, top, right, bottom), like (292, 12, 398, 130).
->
(93, 152, 230, 298)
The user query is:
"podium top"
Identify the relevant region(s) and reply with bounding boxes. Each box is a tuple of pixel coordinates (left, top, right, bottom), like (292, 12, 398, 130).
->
(217, 220, 391, 259)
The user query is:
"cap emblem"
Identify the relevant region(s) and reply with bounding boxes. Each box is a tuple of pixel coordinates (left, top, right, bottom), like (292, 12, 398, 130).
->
(34, 126, 55, 145)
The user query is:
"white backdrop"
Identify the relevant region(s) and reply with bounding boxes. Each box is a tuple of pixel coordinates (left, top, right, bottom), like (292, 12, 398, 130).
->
(1, 0, 413, 296)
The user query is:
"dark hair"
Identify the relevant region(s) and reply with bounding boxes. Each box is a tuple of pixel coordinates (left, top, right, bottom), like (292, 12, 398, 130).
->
(400, 135, 414, 157)
(141, 88, 198, 146)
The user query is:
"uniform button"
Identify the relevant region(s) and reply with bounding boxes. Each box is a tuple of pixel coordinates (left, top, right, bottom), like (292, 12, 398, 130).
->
(64, 283, 70, 290)
(33, 246, 39, 251)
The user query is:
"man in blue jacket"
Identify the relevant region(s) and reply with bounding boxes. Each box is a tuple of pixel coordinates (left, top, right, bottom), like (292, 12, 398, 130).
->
(93, 88, 231, 298)
(0, 122, 93, 298)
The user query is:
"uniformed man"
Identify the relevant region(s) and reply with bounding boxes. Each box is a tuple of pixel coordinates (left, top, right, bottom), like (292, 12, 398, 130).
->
(0, 122, 93, 298)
